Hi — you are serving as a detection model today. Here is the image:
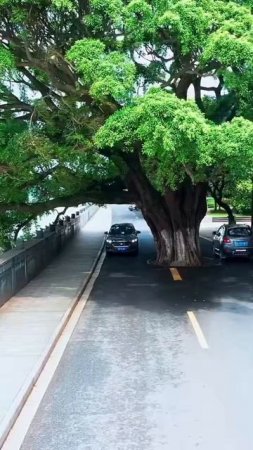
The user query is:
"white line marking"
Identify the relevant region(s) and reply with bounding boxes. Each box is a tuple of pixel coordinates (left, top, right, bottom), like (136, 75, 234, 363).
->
(187, 311, 209, 350)
(1, 253, 106, 450)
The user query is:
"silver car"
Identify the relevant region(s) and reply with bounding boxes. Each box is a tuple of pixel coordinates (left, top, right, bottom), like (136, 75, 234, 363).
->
(213, 224, 253, 260)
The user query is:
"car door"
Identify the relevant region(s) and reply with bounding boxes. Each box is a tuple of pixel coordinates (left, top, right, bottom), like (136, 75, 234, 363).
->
(216, 226, 225, 252)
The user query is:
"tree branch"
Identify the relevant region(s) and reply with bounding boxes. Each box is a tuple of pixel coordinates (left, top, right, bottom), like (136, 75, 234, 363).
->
(0, 186, 135, 214)
(13, 214, 35, 242)
(19, 67, 60, 111)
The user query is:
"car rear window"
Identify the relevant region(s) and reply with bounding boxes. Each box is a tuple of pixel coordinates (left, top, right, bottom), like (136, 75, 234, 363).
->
(110, 225, 135, 235)
(228, 227, 252, 237)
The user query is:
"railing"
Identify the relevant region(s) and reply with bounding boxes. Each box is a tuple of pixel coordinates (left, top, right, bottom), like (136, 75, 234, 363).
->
(0, 204, 99, 306)
(212, 216, 251, 223)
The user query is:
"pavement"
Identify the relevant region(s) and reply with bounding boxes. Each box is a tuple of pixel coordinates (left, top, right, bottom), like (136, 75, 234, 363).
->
(0, 206, 111, 448)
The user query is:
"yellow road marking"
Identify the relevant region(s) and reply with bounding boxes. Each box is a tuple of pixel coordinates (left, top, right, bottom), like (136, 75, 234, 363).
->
(170, 267, 182, 281)
(187, 311, 209, 350)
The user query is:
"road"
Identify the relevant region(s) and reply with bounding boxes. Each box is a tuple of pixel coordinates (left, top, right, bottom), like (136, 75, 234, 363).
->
(20, 206, 253, 450)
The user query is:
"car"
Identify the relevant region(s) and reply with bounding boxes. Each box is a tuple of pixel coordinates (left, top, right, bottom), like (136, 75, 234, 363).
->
(105, 223, 141, 256)
(128, 205, 139, 211)
(212, 224, 253, 260)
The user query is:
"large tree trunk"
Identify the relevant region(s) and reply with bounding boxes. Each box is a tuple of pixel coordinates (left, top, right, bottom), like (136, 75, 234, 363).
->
(123, 153, 207, 267)
(142, 210, 174, 265)
(163, 182, 207, 266)
(141, 182, 207, 266)
(141, 187, 206, 267)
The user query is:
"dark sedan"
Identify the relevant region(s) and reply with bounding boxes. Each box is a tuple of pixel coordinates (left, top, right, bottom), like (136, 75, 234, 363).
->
(213, 224, 253, 260)
(105, 223, 140, 256)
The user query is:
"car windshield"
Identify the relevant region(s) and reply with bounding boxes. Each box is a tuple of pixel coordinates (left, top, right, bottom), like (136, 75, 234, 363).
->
(228, 227, 252, 237)
(110, 225, 135, 235)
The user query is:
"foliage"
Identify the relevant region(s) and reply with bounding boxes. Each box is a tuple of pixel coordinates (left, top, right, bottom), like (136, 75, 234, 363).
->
(0, 211, 35, 252)
(231, 180, 252, 213)
(67, 40, 136, 102)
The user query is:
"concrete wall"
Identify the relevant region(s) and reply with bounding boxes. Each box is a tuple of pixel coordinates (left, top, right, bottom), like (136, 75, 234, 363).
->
(0, 204, 99, 307)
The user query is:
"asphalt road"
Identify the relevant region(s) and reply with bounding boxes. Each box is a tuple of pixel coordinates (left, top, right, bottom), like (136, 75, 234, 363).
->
(21, 206, 253, 450)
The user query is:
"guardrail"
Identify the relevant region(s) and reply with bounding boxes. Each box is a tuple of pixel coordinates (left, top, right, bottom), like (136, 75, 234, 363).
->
(212, 217, 251, 223)
(0, 204, 99, 307)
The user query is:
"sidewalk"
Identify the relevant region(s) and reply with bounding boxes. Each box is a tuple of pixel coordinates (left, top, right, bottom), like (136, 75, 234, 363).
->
(0, 206, 111, 447)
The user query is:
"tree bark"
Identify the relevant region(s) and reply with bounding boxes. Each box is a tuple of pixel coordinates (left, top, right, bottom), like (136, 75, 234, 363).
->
(163, 181, 207, 266)
(210, 193, 235, 224)
(140, 183, 207, 266)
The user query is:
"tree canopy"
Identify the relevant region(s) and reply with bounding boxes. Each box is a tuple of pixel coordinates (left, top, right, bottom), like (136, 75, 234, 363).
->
(0, 0, 253, 262)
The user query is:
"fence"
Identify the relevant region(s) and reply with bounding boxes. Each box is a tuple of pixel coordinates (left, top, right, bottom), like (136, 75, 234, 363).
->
(0, 204, 99, 307)
(212, 216, 251, 223)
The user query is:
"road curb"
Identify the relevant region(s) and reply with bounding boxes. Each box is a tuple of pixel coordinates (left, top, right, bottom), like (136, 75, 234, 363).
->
(0, 236, 105, 449)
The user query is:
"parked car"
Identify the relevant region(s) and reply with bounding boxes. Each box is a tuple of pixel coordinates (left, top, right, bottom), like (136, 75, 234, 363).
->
(105, 223, 141, 255)
(212, 224, 253, 260)
(128, 205, 139, 211)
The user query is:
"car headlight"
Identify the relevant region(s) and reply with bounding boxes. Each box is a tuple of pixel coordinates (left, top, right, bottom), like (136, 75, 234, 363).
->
(106, 239, 112, 244)
(131, 238, 138, 243)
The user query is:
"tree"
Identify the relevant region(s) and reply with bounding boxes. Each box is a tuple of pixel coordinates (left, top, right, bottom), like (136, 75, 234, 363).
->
(232, 180, 252, 214)
(0, 0, 253, 265)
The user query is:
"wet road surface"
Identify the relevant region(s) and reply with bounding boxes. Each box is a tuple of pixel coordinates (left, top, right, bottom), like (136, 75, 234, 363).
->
(21, 206, 253, 450)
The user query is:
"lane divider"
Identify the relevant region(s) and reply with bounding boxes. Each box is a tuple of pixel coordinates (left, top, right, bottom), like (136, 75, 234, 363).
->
(170, 267, 182, 281)
(187, 311, 209, 350)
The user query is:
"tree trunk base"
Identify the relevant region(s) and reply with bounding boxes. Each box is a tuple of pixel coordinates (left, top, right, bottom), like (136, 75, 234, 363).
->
(147, 259, 164, 266)
(170, 259, 202, 267)
(147, 258, 202, 268)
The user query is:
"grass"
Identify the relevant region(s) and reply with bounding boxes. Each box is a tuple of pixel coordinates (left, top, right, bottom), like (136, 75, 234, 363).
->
(208, 211, 228, 217)
(206, 197, 215, 209)
(207, 210, 250, 218)
(206, 197, 250, 218)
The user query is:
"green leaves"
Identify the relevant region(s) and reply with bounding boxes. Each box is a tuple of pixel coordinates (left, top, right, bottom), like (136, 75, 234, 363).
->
(86, 0, 123, 30)
(203, 30, 253, 66)
(159, 0, 215, 54)
(67, 39, 106, 85)
(124, 0, 155, 41)
(52, 0, 74, 10)
(232, 179, 252, 213)
(68, 40, 136, 102)
(0, 46, 15, 75)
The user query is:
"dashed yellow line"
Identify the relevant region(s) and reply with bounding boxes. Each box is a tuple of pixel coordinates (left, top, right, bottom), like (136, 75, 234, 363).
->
(170, 267, 182, 281)
(187, 311, 209, 349)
